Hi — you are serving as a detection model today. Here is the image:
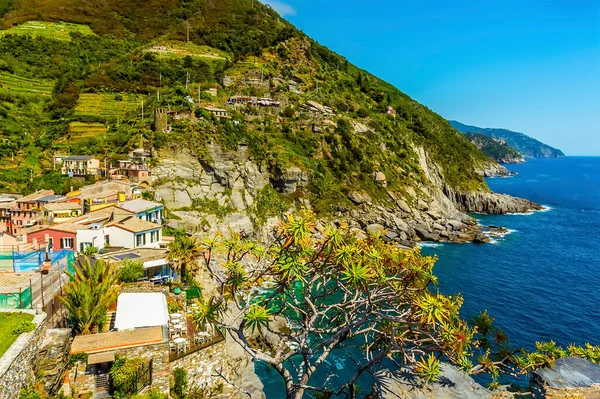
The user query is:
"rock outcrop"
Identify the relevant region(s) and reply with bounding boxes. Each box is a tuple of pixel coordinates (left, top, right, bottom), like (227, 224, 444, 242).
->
(374, 364, 492, 399)
(532, 357, 600, 398)
(34, 329, 72, 395)
(445, 188, 542, 214)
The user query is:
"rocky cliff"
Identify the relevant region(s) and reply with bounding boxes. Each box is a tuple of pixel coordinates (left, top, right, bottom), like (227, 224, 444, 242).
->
(152, 141, 539, 245)
(466, 133, 526, 164)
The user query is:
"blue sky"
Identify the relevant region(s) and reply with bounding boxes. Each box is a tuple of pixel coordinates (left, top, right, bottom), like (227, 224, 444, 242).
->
(262, 0, 600, 156)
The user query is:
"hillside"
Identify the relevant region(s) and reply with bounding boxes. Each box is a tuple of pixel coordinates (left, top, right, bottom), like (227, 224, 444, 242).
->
(0, 0, 539, 244)
(465, 133, 525, 164)
(451, 120, 565, 158)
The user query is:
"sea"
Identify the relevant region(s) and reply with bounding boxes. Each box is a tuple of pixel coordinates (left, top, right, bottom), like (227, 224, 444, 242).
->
(257, 156, 600, 397)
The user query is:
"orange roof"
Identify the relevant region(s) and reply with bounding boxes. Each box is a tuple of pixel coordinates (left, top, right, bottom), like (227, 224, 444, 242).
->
(70, 326, 165, 354)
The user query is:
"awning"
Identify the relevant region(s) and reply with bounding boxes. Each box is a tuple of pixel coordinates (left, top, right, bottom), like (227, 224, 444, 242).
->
(87, 351, 115, 364)
(114, 293, 169, 331)
(142, 258, 169, 269)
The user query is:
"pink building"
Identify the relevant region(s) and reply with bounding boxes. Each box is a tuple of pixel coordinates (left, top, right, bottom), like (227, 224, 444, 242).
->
(11, 190, 54, 236)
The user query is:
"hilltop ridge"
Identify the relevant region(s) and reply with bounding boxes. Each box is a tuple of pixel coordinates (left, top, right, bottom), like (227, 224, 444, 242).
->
(450, 120, 565, 158)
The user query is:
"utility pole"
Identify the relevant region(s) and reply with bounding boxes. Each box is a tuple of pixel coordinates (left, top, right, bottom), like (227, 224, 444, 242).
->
(198, 84, 201, 104)
(141, 101, 144, 120)
(185, 72, 189, 90)
(157, 90, 160, 102)
(185, 21, 190, 43)
(316, 79, 319, 94)
(159, 72, 162, 87)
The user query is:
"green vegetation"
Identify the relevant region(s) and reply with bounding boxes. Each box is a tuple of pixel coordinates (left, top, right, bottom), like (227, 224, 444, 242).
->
(0, 312, 35, 357)
(451, 120, 565, 158)
(0, 72, 54, 96)
(0, 21, 95, 41)
(167, 236, 202, 283)
(0, 0, 493, 200)
(75, 93, 143, 120)
(172, 368, 187, 399)
(58, 257, 122, 334)
(465, 132, 524, 163)
(110, 356, 147, 397)
(117, 259, 145, 283)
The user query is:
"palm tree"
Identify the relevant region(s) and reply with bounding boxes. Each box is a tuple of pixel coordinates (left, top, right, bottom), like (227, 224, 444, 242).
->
(167, 235, 202, 283)
(58, 257, 122, 335)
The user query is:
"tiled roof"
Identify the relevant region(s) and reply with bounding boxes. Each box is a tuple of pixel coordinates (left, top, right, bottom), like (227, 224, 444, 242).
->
(70, 326, 165, 354)
(63, 155, 96, 161)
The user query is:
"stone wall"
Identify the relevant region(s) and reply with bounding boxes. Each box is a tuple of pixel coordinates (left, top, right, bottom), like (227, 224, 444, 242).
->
(0, 310, 48, 399)
(170, 339, 266, 399)
(66, 342, 170, 397)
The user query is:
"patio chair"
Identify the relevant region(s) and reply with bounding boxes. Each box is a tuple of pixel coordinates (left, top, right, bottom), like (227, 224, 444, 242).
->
(169, 341, 177, 352)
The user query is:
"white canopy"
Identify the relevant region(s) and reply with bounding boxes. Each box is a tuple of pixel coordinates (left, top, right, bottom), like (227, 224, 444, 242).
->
(114, 293, 169, 331)
(143, 258, 169, 269)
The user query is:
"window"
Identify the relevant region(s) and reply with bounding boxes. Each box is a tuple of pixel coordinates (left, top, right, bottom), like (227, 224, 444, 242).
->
(136, 234, 146, 247)
(48, 238, 54, 249)
(150, 230, 159, 243)
(60, 237, 73, 249)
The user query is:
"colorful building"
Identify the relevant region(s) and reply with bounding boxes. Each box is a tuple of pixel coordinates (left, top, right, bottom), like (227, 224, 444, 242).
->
(11, 190, 54, 236)
(42, 202, 82, 223)
(120, 199, 164, 224)
(60, 155, 101, 177)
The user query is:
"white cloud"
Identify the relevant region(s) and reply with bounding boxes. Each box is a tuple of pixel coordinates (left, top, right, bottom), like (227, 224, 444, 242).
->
(261, 0, 297, 16)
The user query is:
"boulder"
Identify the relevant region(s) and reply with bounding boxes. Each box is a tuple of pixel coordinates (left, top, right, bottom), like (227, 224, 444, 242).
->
(415, 228, 440, 242)
(447, 220, 465, 231)
(229, 190, 246, 210)
(417, 198, 428, 211)
(473, 233, 491, 244)
(374, 364, 492, 399)
(385, 230, 398, 240)
(432, 223, 445, 231)
(374, 171, 387, 184)
(348, 191, 369, 205)
(533, 357, 600, 390)
(396, 198, 412, 214)
(366, 223, 385, 237)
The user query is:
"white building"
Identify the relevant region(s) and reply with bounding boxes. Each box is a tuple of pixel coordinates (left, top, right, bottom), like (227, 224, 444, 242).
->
(105, 217, 163, 249)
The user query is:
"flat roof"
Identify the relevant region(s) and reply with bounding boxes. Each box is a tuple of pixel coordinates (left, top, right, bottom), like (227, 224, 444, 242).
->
(114, 293, 169, 331)
(70, 326, 165, 354)
(0, 272, 38, 293)
(120, 199, 162, 213)
(37, 195, 66, 203)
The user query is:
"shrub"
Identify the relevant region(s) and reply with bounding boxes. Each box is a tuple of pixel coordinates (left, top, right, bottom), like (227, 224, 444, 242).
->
(118, 259, 144, 283)
(18, 388, 41, 399)
(172, 368, 187, 399)
(12, 320, 36, 335)
(110, 356, 147, 397)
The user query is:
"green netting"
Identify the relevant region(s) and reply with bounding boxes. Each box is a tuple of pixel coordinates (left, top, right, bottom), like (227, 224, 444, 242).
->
(185, 287, 201, 301)
(0, 287, 32, 309)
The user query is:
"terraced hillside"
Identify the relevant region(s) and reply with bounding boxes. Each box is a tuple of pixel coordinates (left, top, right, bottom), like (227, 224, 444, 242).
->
(0, 72, 54, 96)
(74, 93, 143, 120)
(0, 20, 95, 41)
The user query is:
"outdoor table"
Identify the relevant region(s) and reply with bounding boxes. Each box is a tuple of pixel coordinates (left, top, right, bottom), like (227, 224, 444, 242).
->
(173, 337, 187, 353)
(170, 313, 182, 319)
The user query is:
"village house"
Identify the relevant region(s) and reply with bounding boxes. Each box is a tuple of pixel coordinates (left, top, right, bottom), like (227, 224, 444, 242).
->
(79, 180, 141, 213)
(0, 199, 16, 233)
(387, 105, 397, 117)
(117, 149, 152, 183)
(41, 202, 82, 224)
(26, 223, 80, 251)
(203, 106, 230, 119)
(59, 155, 101, 177)
(11, 190, 54, 236)
(105, 217, 163, 249)
(120, 199, 164, 224)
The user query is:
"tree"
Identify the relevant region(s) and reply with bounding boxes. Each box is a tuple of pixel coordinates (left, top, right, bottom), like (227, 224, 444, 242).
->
(58, 257, 122, 334)
(198, 210, 482, 398)
(167, 235, 202, 283)
(117, 259, 144, 283)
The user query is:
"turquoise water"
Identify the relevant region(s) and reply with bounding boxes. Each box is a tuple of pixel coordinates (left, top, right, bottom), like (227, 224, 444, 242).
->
(258, 157, 600, 396)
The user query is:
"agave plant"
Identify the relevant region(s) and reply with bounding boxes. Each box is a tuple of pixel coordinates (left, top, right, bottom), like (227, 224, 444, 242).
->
(58, 257, 122, 335)
(192, 297, 223, 331)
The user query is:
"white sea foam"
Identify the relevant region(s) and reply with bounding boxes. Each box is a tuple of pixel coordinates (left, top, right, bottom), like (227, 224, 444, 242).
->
(539, 205, 552, 212)
(417, 242, 444, 249)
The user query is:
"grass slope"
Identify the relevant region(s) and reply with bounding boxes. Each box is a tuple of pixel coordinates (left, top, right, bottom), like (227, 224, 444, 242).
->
(0, 312, 34, 358)
(0, 20, 95, 41)
(75, 93, 143, 120)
